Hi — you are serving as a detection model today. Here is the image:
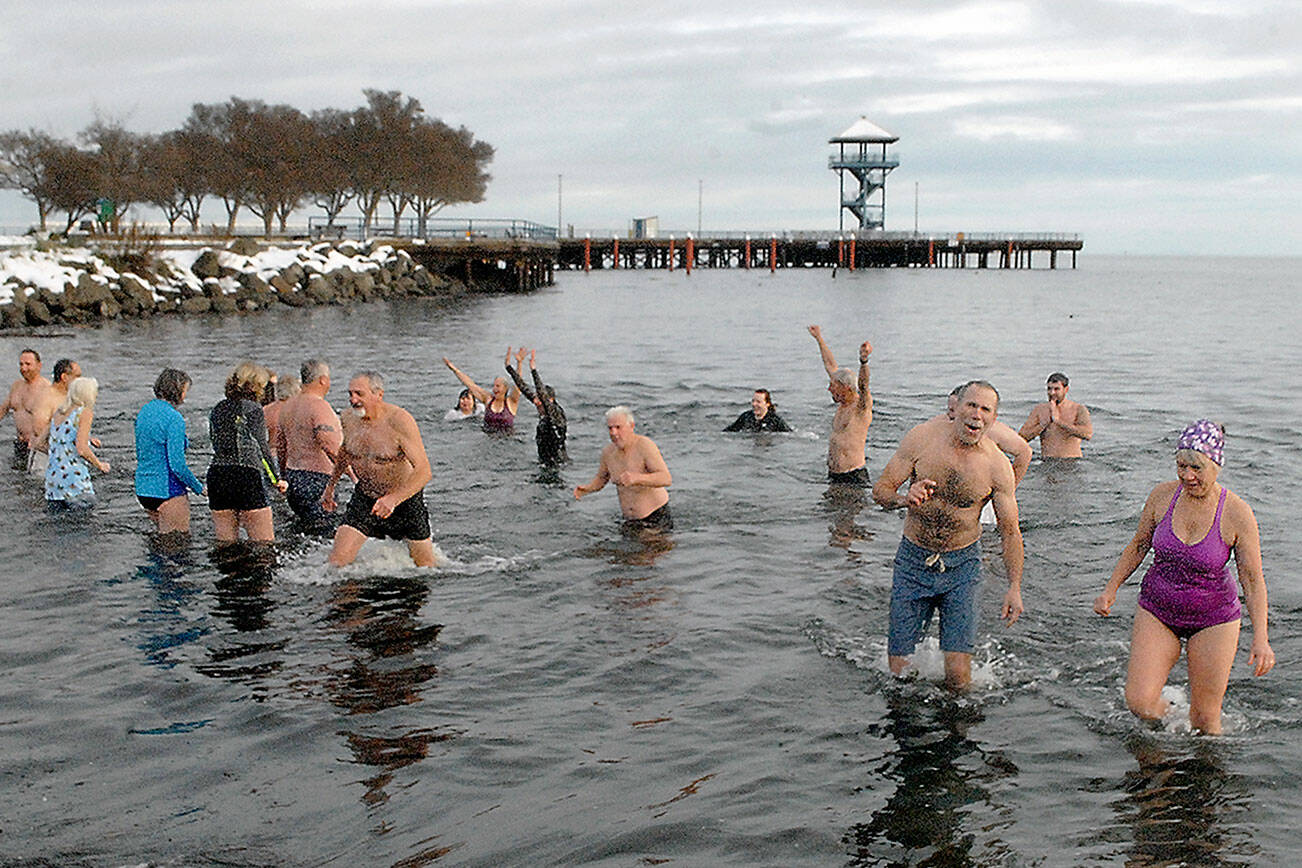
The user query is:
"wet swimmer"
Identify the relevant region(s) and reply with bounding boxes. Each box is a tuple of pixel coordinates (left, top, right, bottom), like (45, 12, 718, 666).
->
(263, 372, 299, 455)
(134, 368, 205, 535)
(506, 348, 568, 465)
(443, 349, 522, 432)
(276, 359, 343, 533)
(808, 325, 873, 484)
(0, 349, 54, 474)
(207, 362, 288, 545)
(723, 389, 793, 433)
(1019, 372, 1093, 458)
(44, 376, 109, 510)
(444, 388, 482, 421)
(574, 406, 673, 533)
(872, 381, 1025, 690)
(322, 372, 437, 567)
(1093, 421, 1273, 735)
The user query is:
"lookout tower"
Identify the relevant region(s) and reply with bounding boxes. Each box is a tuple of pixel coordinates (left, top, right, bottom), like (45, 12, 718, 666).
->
(829, 117, 899, 232)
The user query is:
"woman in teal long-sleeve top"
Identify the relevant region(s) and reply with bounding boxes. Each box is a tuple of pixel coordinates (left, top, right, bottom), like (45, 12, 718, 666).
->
(135, 368, 204, 535)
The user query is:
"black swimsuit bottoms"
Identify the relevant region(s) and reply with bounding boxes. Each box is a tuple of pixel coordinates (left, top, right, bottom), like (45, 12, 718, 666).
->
(343, 488, 431, 541)
(623, 502, 673, 533)
(828, 466, 870, 486)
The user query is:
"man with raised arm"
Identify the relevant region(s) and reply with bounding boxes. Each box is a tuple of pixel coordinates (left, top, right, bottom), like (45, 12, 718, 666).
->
(808, 325, 873, 484)
(277, 359, 343, 533)
(872, 380, 1025, 690)
(1019, 372, 1093, 458)
(322, 371, 436, 567)
(0, 349, 53, 472)
(574, 406, 673, 532)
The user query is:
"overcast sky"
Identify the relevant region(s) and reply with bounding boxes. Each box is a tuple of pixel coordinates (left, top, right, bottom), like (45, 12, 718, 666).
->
(2, 0, 1298, 254)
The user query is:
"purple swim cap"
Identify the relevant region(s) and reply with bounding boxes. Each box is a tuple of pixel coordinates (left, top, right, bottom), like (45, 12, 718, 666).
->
(1176, 419, 1224, 466)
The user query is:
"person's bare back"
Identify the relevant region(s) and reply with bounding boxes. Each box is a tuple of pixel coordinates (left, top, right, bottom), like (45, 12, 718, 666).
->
(280, 392, 341, 474)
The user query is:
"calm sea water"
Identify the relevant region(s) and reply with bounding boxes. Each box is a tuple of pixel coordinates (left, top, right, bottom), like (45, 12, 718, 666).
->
(1, 255, 1299, 866)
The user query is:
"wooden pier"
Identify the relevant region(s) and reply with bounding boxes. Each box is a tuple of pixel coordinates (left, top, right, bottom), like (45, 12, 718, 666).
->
(378, 229, 1081, 293)
(556, 232, 1081, 271)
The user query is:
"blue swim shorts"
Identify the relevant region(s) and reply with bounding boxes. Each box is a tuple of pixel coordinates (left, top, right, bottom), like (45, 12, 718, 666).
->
(888, 537, 982, 657)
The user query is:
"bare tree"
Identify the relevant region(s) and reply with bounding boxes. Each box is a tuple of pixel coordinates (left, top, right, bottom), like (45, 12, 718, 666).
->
(412, 121, 494, 237)
(80, 118, 147, 232)
(0, 129, 60, 232)
(185, 101, 249, 234)
(306, 109, 357, 230)
(351, 89, 425, 237)
(40, 142, 102, 233)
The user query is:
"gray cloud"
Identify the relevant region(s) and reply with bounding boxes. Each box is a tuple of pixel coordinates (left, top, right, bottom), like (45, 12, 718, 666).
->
(1, 0, 1298, 253)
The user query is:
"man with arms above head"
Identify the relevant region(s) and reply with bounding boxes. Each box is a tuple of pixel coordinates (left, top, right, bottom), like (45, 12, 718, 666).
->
(872, 381, 1025, 690)
(0, 349, 53, 473)
(808, 325, 873, 484)
(574, 406, 673, 532)
(1019, 372, 1092, 458)
(277, 359, 343, 533)
(322, 371, 436, 567)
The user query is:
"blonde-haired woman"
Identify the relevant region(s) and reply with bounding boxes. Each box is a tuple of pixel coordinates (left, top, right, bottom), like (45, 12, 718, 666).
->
(46, 376, 110, 509)
(207, 362, 287, 544)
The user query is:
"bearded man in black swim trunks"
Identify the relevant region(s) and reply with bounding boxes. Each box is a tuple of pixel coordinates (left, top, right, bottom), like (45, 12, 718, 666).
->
(322, 372, 436, 567)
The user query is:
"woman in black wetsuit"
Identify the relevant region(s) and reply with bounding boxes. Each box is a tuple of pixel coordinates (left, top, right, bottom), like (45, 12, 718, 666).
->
(506, 348, 567, 466)
(724, 389, 792, 432)
(207, 362, 288, 544)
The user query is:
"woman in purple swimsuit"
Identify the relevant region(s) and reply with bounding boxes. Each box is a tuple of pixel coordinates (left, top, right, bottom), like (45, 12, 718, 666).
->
(442, 349, 522, 433)
(1094, 420, 1273, 734)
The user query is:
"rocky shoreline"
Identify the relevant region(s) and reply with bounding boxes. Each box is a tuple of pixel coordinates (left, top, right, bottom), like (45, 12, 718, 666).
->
(0, 237, 467, 330)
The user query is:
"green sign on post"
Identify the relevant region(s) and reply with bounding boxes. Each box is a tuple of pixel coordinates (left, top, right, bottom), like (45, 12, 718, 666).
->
(97, 198, 114, 223)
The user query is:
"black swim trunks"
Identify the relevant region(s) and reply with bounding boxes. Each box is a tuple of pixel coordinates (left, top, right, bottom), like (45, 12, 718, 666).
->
(12, 438, 29, 470)
(828, 466, 870, 486)
(623, 502, 673, 533)
(343, 488, 431, 541)
(207, 464, 269, 512)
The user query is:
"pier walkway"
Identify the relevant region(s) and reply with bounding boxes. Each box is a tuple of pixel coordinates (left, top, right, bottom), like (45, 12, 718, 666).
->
(556, 231, 1081, 271)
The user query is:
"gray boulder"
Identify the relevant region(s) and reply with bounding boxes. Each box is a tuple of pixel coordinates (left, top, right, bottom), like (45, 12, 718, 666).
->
(191, 249, 222, 279)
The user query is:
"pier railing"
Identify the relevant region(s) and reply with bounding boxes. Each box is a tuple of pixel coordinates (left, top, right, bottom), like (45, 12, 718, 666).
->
(309, 216, 558, 241)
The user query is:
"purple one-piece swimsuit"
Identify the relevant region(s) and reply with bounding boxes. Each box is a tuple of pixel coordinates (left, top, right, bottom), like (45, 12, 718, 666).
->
(1138, 487, 1241, 636)
(482, 399, 515, 432)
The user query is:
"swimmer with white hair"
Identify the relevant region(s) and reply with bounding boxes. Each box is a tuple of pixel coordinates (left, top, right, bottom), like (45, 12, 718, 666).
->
(808, 325, 873, 485)
(574, 405, 673, 532)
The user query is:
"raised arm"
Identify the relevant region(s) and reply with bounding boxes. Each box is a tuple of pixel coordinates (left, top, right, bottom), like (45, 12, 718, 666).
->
(506, 350, 536, 403)
(856, 341, 873, 417)
(443, 357, 490, 405)
(1227, 494, 1274, 676)
(808, 325, 837, 377)
(1093, 484, 1164, 616)
(506, 347, 525, 402)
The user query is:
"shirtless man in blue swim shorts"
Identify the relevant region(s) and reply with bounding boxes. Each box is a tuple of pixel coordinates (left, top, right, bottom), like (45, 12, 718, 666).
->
(873, 380, 1025, 689)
